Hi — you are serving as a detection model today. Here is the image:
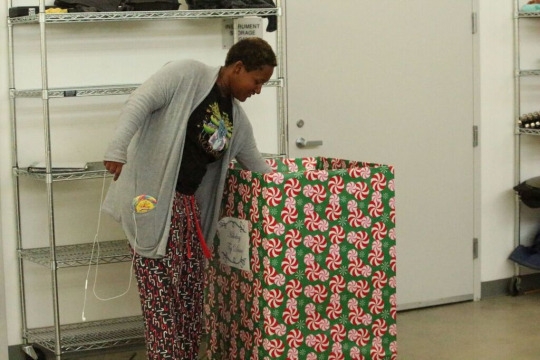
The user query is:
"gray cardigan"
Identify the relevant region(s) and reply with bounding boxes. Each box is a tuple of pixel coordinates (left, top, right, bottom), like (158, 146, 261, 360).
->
(102, 60, 271, 258)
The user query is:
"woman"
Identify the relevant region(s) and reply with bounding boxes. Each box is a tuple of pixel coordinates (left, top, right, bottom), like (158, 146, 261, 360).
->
(102, 37, 276, 359)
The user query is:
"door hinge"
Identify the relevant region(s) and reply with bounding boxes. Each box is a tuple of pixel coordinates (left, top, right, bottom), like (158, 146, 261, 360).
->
(472, 12, 478, 35)
(473, 238, 479, 259)
(473, 125, 479, 147)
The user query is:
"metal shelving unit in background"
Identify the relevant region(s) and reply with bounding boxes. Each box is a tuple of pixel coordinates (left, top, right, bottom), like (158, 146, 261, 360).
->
(7, 1, 286, 359)
(511, 0, 540, 295)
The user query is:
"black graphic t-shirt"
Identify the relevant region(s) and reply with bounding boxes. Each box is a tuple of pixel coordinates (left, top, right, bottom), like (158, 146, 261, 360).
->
(176, 84, 233, 195)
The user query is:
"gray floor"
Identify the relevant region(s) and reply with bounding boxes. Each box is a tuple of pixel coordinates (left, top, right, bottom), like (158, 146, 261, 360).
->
(72, 294, 540, 359)
(398, 293, 540, 360)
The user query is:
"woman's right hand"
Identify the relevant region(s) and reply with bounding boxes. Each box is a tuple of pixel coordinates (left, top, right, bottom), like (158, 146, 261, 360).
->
(104, 161, 124, 181)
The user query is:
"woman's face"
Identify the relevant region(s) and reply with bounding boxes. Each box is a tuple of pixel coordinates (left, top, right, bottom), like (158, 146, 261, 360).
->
(230, 63, 274, 102)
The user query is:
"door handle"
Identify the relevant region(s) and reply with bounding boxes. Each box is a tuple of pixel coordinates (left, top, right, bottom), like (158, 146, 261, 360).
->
(296, 137, 323, 148)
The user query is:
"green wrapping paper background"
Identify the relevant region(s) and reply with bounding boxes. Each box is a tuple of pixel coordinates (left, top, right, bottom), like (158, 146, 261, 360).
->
(204, 157, 396, 360)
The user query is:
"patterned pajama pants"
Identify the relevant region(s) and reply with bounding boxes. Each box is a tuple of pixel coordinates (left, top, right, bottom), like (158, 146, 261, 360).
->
(133, 192, 205, 360)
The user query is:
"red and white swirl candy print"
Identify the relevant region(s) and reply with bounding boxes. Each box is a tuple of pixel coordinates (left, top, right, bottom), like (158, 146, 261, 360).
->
(371, 172, 387, 191)
(348, 328, 370, 348)
(263, 307, 286, 336)
(302, 157, 318, 171)
(368, 288, 385, 314)
(239, 169, 251, 181)
(348, 230, 369, 251)
(225, 192, 235, 217)
(252, 177, 262, 197)
(368, 199, 384, 218)
(371, 221, 388, 241)
(325, 244, 342, 271)
(262, 288, 284, 308)
(263, 187, 282, 207)
(349, 346, 363, 360)
(347, 165, 364, 178)
(239, 183, 251, 204)
(263, 257, 285, 286)
(325, 195, 342, 221)
(284, 177, 302, 197)
(329, 225, 346, 244)
(283, 298, 300, 325)
(347, 279, 370, 299)
(347, 250, 372, 277)
(262, 238, 283, 258)
(287, 348, 299, 360)
(330, 323, 347, 343)
(269, 171, 285, 185)
(372, 318, 388, 337)
(347, 207, 366, 228)
(370, 336, 386, 360)
(285, 228, 302, 248)
(285, 279, 302, 298)
(265, 158, 278, 171)
(306, 333, 330, 353)
(303, 183, 327, 204)
(368, 247, 384, 267)
(358, 165, 372, 179)
(262, 213, 277, 234)
(304, 234, 327, 254)
(346, 182, 369, 201)
(328, 175, 345, 194)
(304, 253, 330, 282)
(326, 293, 343, 320)
(262, 338, 285, 358)
(282, 157, 298, 170)
(330, 274, 346, 294)
(250, 197, 259, 224)
(281, 248, 298, 275)
(372, 270, 388, 289)
(305, 303, 330, 331)
(281, 196, 297, 220)
(286, 328, 303, 348)
(304, 284, 328, 303)
(329, 351, 345, 360)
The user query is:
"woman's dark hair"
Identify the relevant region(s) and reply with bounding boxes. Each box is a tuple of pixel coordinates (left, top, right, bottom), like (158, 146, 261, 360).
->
(225, 37, 277, 72)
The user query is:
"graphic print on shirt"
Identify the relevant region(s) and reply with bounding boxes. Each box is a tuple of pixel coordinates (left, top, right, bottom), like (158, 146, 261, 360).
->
(202, 102, 233, 154)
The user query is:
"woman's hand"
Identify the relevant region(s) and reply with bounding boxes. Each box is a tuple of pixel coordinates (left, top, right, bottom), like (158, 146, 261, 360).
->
(104, 161, 124, 181)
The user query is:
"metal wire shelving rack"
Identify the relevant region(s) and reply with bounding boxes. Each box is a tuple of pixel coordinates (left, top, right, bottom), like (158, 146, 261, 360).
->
(7, 1, 286, 359)
(511, 1, 540, 295)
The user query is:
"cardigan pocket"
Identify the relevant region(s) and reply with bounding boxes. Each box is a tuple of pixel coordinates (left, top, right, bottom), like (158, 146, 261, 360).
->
(130, 210, 159, 252)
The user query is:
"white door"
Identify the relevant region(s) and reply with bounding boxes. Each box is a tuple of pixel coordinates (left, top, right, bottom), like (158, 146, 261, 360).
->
(285, 0, 475, 309)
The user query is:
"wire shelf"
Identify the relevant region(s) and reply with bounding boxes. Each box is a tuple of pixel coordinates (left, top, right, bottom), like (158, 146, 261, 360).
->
(19, 240, 131, 268)
(15, 161, 110, 181)
(519, 11, 540, 18)
(519, 69, 540, 77)
(519, 128, 540, 135)
(13, 85, 140, 98)
(9, 8, 280, 24)
(12, 79, 282, 98)
(25, 316, 144, 353)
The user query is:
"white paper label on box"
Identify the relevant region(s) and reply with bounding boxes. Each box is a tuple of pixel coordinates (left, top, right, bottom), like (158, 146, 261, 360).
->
(217, 217, 251, 271)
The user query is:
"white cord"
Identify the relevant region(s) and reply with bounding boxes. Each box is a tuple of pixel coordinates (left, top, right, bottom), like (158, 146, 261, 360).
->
(82, 173, 136, 321)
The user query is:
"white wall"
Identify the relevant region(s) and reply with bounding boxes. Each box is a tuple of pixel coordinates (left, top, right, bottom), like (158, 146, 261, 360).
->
(0, 0, 522, 349)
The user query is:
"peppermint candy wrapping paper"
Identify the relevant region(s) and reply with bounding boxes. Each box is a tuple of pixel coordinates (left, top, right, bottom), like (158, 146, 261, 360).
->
(204, 157, 397, 360)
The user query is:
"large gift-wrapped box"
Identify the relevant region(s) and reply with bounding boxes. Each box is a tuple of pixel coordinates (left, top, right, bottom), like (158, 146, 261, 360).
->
(204, 157, 396, 360)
